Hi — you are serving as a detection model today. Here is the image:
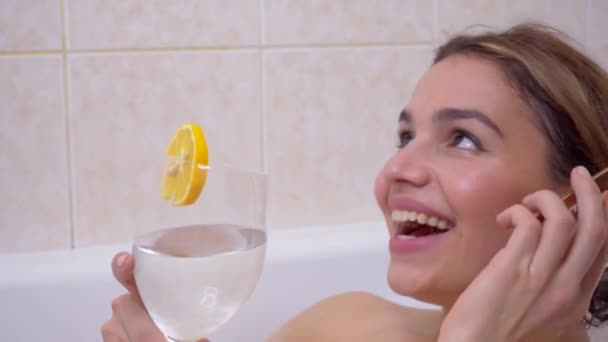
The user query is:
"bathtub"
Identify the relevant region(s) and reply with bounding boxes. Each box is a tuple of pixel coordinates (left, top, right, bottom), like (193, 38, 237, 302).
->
(1, 222, 606, 341)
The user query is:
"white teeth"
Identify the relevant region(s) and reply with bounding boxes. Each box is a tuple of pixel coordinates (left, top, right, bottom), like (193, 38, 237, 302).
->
(390, 210, 451, 230)
(397, 234, 414, 240)
(408, 211, 417, 222)
(416, 213, 428, 225)
(391, 210, 409, 221)
(437, 220, 448, 230)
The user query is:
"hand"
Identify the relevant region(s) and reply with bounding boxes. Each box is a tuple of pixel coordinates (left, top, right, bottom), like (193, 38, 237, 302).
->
(101, 252, 209, 342)
(438, 166, 608, 342)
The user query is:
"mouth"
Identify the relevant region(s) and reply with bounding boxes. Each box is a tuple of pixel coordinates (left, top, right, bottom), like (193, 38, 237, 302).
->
(391, 210, 455, 239)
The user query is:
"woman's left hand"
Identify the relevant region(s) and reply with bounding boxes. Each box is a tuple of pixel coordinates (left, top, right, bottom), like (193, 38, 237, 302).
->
(438, 166, 608, 342)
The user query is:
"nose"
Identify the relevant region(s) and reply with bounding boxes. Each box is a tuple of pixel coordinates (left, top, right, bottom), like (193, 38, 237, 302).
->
(383, 144, 432, 187)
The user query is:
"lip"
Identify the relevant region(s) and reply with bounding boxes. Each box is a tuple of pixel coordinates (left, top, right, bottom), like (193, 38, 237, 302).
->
(387, 195, 454, 227)
(389, 229, 453, 254)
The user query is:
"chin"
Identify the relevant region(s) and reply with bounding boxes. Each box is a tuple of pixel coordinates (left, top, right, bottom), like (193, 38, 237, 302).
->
(387, 262, 459, 307)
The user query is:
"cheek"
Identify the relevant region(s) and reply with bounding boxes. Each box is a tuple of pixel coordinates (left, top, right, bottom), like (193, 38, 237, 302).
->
(442, 167, 538, 261)
(445, 167, 528, 224)
(374, 171, 388, 211)
(442, 168, 525, 256)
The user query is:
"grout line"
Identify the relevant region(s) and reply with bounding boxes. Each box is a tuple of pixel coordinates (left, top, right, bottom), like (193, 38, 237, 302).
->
(260, 52, 268, 175)
(64, 0, 71, 50)
(69, 45, 260, 54)
(433, 0, 439, 44)
(260, 0, 266, 47)
(586, 0, 593, 46)
(60, 0, 76, 249)
(260, 41, 435, 51)
(0, 50, 62, 56)
(259, 0, 268, 174)
(0, 41, 434, 56)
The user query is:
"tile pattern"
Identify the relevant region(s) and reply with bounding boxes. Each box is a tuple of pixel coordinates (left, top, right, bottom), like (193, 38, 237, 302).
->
(0, 56, 69, 252)
(69, 51, 261, 246)
(438, 0, 586, 44)
(589, 0, 608, 41)
(265, 0, 434, 45)
(589, 41, 608, 70)
(67, 0, 260, 49)
(0, 0, 604, 252)
(0, 0, 62, 51)
(265, 47, 433, 228)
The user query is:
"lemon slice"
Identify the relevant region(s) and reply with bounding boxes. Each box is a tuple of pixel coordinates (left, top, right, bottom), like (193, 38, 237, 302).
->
(162, 123, 208, 206)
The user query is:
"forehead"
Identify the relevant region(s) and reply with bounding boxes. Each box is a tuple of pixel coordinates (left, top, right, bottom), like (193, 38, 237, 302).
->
(407, 54, 533, 126)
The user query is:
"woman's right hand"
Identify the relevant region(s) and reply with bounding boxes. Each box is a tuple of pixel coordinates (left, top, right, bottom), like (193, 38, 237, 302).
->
(101, 252, 209, 342)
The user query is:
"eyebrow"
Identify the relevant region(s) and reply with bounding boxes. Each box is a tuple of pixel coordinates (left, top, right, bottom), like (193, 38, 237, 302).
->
(399, 107, 504, 138)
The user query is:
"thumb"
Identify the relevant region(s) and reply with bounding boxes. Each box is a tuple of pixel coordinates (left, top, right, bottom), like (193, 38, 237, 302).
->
(112, 252, 143, 305)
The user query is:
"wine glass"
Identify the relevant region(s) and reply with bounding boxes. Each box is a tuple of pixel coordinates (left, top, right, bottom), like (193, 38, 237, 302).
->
(131, 162, 267, 342)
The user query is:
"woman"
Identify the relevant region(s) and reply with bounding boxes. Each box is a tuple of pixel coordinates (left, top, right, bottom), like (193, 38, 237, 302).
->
(102, 23, 608, 341)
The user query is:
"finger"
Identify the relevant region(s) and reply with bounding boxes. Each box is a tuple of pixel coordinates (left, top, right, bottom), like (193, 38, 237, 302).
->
(103, 335, 123, 342)
(112, 252, 143, 305)
(101, 316, 130, 342)
(112, 294, 166, 341)
(559, 167, 607, 281)
(497, 204, 542, 268)
(101, 330, 123, 342)
(522, 189, 575, 285)
(581, 240, 608, 297)
(581, 192, 608, 293)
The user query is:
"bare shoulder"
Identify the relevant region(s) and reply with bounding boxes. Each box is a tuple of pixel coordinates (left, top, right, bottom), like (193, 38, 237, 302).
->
(266, 292, 440, 342)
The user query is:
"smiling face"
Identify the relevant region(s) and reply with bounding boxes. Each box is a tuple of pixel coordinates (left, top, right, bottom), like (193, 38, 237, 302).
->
(374, 54, 566, 307)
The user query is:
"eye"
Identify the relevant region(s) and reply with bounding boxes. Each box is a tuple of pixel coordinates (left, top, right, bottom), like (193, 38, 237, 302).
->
(451, 130, 483, 151)
(396, 130, 413, 149)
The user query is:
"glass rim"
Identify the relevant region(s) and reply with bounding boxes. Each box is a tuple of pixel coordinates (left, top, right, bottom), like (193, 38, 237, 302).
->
(199, 163, 267, 177)
(165, 158, 268, 178)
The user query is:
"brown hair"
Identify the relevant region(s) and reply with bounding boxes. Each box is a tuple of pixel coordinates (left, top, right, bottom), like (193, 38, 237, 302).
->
(434, 23, 608, 326)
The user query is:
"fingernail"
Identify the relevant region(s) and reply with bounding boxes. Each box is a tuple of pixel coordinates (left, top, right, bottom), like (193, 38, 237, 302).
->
(576, 166, 591, 178)
(116, 254, 127, 268)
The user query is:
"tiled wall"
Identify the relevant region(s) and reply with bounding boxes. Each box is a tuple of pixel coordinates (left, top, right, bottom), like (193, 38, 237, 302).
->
(2, 0, 607, 253)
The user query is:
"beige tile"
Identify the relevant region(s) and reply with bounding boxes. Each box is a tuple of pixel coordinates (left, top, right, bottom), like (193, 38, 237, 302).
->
(589, 41, 608, 70)
(69, 51, 262, 246)
(438, 0, 586, 45)
(544, 0, 588, 44)
(0, 0, 62, 51)
(590, 0, 608, 41)
(590, 325, 608, 342)
(67, 0, 259, 49)
(265, 47, 433, 228)
(438, 0, 541, 38)
(0, 55, 69, 253)
(265, 0, 434, 45)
